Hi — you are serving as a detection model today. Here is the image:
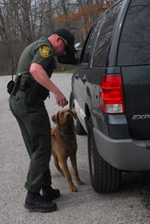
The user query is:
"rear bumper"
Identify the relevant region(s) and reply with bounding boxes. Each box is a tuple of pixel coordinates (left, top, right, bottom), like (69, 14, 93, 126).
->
(93, 127, 150, 170)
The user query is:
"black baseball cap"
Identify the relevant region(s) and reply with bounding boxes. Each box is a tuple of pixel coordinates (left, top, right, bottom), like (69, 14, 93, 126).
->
(53, 28, 77, 54)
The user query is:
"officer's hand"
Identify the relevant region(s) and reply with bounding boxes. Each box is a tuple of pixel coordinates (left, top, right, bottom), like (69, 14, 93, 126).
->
(54, 90, 68, 108)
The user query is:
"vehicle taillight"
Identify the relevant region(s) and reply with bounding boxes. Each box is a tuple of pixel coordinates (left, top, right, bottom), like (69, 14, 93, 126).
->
(100, 74, 125, 114)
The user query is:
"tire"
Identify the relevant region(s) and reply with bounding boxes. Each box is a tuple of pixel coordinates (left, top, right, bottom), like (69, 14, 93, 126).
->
(69, 91, 86, 135)
(88, 118, 121, 193)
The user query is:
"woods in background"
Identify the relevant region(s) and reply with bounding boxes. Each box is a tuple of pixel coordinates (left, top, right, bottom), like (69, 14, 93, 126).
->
(0, 0, 117, 74)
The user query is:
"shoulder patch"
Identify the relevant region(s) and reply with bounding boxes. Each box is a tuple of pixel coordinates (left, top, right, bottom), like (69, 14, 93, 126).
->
(39, 45, 53, 58)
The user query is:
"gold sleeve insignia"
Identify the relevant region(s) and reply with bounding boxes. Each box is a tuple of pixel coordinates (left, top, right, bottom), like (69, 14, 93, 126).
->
(39, 45, 53, 58)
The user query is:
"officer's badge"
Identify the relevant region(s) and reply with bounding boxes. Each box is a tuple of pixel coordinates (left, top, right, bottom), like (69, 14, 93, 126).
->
(39, 45, 53, 58)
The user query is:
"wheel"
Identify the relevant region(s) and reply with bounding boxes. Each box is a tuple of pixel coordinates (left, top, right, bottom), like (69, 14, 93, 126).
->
(88, 118, 121, 193)
(69, 91, 86, 135)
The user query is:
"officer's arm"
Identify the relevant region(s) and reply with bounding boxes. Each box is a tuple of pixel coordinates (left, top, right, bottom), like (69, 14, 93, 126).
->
(30, 63, 68, 107)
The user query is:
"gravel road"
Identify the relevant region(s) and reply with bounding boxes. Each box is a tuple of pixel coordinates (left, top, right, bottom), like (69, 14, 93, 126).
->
(1, 73, 150, 224)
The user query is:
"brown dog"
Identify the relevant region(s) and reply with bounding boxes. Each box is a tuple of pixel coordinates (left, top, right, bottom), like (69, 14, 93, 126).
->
(51, 109, 84, 192)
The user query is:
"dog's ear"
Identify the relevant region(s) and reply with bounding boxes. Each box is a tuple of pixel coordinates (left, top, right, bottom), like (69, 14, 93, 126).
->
(57, 111, 60, 126)
(51, 114, 57, 123)
(71, 110, 77, 119)
(51, 111, 60, 125)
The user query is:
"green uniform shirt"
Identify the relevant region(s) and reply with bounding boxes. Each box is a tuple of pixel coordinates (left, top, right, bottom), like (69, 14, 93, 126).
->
(16, 37, 56, 78)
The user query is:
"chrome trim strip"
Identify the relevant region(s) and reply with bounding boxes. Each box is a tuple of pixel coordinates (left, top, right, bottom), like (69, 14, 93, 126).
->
(74, 99, 87, 132)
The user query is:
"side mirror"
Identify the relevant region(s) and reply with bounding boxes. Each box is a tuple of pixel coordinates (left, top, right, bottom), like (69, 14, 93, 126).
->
(74, 43, 82, 51)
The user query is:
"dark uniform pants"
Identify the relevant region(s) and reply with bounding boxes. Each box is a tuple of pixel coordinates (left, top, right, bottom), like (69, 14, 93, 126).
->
(9, 90, 51, 192)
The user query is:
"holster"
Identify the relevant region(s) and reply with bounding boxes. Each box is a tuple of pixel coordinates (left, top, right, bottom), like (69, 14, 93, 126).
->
(10, 74, 22, 96)
(7, 80, 15, 94)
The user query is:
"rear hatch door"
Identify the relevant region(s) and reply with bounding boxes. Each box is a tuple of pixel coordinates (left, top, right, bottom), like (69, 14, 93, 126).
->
(117, 0, 150, 140)
(121, 66, 150, 140)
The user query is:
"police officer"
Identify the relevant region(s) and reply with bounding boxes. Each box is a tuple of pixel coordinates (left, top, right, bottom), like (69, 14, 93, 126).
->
(9, 29, 77, 213)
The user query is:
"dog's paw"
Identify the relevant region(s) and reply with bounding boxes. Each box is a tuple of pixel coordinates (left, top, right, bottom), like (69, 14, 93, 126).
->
(77, 179, 84, 185)
(70, 186, 78, 192)
(79, 180, 84, 185)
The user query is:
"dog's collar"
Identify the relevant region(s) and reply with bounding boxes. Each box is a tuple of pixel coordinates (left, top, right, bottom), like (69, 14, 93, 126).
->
(56, 129, 74, 137)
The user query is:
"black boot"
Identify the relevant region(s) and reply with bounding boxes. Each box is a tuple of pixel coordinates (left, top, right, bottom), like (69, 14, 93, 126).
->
(42, 186, 60, 201)
(25, 191, 57, 213)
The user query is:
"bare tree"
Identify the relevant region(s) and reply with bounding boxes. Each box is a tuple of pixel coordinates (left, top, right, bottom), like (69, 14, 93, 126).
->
(0, 0, 117, 74)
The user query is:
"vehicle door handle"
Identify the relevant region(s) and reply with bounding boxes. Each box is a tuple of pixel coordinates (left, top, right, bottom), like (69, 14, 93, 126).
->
(75, 74, 79, 79)
(82, 75, 87, 83)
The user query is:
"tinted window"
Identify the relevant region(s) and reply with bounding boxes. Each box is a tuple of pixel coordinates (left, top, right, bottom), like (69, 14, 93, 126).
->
(81, 18, 103, 64)
(118, 0, 150, 66)
(92, 1, 123, 67)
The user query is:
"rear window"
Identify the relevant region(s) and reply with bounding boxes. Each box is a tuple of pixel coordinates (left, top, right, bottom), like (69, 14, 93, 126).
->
(80, 18, 103, 64)
(118, 0, 150, 66)
(92, 1, 123, 67)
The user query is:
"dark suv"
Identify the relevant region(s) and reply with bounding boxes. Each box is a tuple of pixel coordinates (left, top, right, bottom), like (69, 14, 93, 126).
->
(69, 0, 150, 193)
